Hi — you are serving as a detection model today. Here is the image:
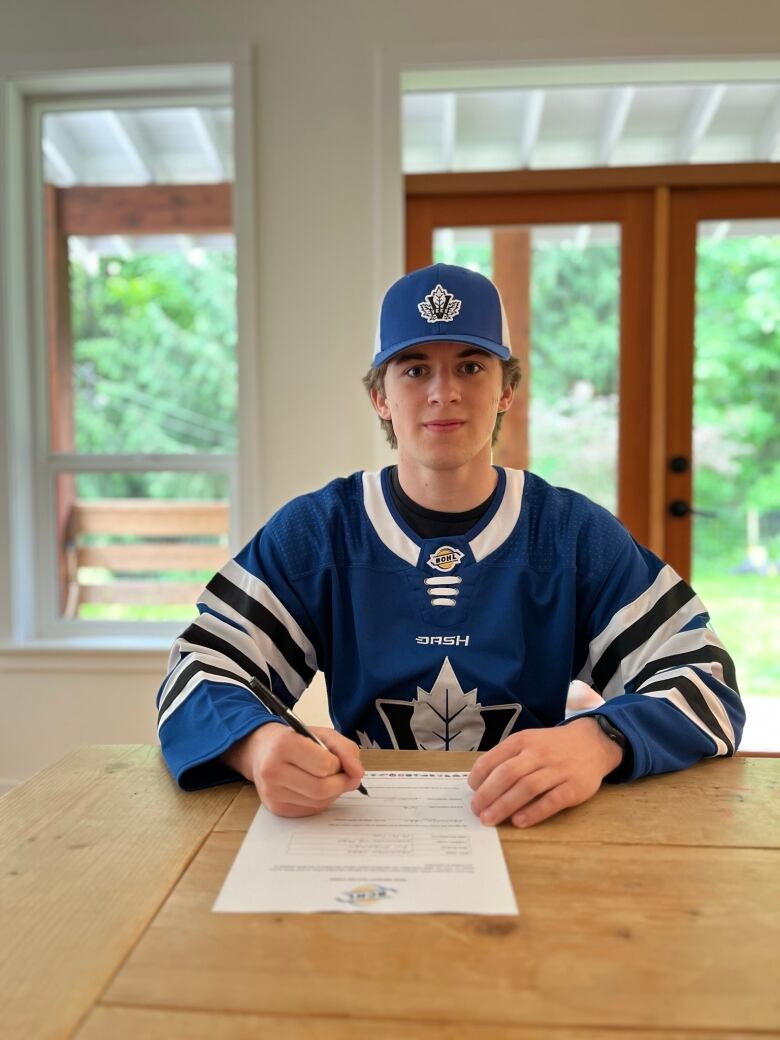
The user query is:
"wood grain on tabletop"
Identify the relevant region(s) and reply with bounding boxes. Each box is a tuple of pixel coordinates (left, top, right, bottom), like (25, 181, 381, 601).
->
(102, 825, 780, 1033)
(74, 1005, 767, 1040)
(0, 745, 241, 1040)
(216, 750, 780, 849)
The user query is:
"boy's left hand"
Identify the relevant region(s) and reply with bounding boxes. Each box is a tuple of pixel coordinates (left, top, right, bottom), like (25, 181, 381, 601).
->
(468, 716, 624, 828)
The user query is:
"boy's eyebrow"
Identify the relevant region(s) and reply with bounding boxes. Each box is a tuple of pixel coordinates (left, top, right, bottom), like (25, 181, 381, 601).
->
(391, 346, 489, 364)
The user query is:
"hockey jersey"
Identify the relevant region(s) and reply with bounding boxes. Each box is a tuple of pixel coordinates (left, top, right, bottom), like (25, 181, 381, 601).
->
(156, 468, 744, 790)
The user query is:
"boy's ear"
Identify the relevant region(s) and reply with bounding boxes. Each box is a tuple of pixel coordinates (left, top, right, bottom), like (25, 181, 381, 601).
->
(497, 381, 514, 414)
(370, 386, 392, 421)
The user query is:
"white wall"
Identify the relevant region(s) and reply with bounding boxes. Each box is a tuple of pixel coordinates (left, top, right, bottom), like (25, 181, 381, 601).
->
(2, 0, 778, 784)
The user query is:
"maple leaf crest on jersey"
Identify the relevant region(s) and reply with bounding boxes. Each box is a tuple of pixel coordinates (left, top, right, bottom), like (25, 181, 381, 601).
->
(373, 658, 521, 752)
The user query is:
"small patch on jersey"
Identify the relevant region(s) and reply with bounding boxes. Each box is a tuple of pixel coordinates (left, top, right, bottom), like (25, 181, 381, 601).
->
(418, 283, 462, 323)
(427, 545, 465, 573)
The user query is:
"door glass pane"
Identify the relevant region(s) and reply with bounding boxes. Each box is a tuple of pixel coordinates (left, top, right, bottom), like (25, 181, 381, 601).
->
(693, 220, 780, 732)
(433, 224, 620, 514)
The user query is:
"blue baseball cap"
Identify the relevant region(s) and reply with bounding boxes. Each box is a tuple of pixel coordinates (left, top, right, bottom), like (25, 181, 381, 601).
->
(373, 263, 512, 366)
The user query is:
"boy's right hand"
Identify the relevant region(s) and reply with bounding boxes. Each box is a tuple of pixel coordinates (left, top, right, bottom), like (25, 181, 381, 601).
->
(221, 722, 365, 817)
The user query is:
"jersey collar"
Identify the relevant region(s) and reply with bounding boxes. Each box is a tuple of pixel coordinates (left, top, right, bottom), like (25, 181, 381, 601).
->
(361, 467, 525, 566)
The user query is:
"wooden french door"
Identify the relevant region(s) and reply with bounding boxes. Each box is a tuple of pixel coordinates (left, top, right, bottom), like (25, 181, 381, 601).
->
(665, 185, 780, 577)
(406, 187, 655, 547)
(407, 171, 780, 718)
(406, 168, 780, 578)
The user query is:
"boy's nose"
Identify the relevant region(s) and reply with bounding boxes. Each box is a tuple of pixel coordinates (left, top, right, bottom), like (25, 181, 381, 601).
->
(428, 369, 461, 404)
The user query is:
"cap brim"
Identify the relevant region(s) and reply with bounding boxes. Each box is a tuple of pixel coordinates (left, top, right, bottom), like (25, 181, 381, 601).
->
(373, 333, 512, 367)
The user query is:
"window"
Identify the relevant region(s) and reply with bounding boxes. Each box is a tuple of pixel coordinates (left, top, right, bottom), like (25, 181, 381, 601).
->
(2, 62, 255, 641)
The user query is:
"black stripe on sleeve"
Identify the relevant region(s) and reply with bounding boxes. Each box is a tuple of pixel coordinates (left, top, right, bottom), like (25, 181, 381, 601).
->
(633, 645, 739, 696)
(590, 580, 698, 693)
(639, 674, 734, 756)
(157, 657, 260, 723)
(206, 572, 316, 686)
(162, 620, 270, 701)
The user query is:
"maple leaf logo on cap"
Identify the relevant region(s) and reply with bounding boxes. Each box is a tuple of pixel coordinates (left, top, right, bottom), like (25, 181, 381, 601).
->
(418, 283, 462, 323)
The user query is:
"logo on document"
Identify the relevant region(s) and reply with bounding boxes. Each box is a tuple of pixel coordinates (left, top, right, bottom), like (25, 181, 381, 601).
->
(336, 883, 398, 908)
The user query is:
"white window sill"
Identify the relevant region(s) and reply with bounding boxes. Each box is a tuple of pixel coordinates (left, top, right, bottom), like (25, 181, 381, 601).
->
(0, 639, 171, 672)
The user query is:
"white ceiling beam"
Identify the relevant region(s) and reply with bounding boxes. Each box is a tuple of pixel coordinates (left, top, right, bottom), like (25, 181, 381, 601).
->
(441, 94, 458, 170)
(597, 86, 635, 166)
(755, 89, 780, 159)
(186, 108, 227, 180)
(518, 89, 544, 167)
(102, 111, 154, 183)
(41, 117, 85, 185)
(676, 84, 726, 162)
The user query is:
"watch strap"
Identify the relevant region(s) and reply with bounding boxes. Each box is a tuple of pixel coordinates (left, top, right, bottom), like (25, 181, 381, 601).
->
(593, 713, 627, 752)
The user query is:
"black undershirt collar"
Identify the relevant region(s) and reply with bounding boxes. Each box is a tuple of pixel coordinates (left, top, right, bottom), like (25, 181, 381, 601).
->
(387, 465, 496, 539)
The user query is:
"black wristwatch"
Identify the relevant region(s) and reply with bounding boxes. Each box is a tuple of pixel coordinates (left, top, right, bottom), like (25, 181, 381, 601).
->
(593, 714, 627, 755)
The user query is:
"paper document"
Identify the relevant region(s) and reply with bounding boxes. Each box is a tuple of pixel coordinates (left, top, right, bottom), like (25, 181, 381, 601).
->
(213, 771, 518, 914)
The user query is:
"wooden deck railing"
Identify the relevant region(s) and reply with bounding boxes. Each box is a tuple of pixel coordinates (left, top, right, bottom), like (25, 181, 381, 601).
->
(64, 498, 229, 618)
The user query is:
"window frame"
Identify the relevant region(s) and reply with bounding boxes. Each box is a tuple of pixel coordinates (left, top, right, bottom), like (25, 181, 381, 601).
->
(0, 56, 259, 646)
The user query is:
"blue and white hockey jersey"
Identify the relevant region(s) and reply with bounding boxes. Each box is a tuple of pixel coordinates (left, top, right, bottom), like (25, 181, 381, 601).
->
(156, 468, 744, 790)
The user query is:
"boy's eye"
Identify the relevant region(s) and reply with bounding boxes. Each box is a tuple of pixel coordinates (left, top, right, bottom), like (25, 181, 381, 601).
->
(404, 365, 426, 378)
(462, 361, 484, 374)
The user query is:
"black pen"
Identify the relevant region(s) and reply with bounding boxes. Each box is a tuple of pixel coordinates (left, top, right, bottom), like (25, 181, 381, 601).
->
(248, 675, 369, 796)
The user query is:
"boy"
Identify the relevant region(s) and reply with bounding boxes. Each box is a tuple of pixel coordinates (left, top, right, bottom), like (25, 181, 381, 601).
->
(157, 263, 744, 828)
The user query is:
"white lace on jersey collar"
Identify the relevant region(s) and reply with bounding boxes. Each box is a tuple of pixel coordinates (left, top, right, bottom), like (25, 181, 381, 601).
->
(361, 468, 525, 566)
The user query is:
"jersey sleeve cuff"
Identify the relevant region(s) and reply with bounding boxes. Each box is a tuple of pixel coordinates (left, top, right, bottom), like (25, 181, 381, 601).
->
(158, 681, 282, 790)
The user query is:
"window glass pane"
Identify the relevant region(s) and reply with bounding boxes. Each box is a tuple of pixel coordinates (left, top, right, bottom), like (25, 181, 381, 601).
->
(42, 106, 237, 455)
(69, 240, 237, 454)
(433, 224, 620, 513)
(56, 471, 229, 621)
(692, 220, 780, 727)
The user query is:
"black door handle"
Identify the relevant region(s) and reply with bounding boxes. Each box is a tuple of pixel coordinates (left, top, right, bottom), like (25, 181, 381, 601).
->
(668, 499, 718, 519)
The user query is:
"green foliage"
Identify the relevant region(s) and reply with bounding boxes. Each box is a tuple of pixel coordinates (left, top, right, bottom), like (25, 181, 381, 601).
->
(70, 249, 237, 500)
(693, 574, 780, 698)
(694, 237, 780, 517)
(530, 242, 619, 399)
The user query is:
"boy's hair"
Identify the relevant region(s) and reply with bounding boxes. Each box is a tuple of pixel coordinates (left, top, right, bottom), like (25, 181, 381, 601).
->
(362, 355, 522, 449)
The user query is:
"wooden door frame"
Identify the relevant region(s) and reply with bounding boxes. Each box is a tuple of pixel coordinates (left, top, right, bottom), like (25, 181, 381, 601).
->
(406, 187, 655, 547)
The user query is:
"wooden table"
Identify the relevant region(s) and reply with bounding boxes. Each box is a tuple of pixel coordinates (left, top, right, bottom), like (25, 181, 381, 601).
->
(1, 747, 779, 1039)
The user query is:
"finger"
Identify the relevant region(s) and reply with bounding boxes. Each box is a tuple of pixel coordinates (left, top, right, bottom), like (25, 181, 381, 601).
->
(282, 730, 344, 778)
(510, 782, 577, 828)
(477, 768, 557, 826)
(271, 761, 355, 803)
(468, 732, 529, 790)
(262, 794, 332, 818)
(314, 728, 366, 780)
(470, 750, 543, 815)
